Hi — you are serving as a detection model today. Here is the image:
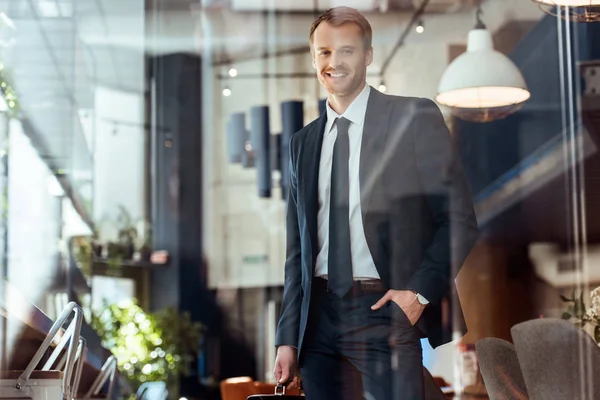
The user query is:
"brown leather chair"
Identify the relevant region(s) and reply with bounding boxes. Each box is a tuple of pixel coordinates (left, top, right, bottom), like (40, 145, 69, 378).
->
(220, 377, 256, 400)
(220, 377, 302, 400)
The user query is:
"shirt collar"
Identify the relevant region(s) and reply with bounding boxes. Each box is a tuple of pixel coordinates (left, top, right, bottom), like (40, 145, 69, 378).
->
(324, 84, 371, 134)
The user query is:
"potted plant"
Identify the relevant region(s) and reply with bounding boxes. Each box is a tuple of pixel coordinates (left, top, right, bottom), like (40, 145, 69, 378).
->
(72, 236, 93, 278)
(91, 228, 103, 258)
(91, 300, 204, 398)
(106, 205, 138, 261)
(560, 286, 600, 343)
(116, 205, 137, 260)
(137, 221, 153, 262)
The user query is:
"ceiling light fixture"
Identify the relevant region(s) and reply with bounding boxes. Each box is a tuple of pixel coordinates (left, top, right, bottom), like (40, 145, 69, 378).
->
(378, 79, 387, 93)
(223, 87, 232, 97)
(436, 3, 530, 122)
(416, 20, 425, 33)
(531, 0, 600, 23)
(229, 67, 238, 78)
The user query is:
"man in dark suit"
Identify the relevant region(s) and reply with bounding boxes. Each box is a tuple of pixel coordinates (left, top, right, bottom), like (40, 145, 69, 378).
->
(273, 6, 479, 400)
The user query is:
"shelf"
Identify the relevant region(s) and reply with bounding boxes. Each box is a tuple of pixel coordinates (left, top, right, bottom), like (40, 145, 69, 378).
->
(92, 258, 168, 270)
(89, 251, 169, 310)
(91, 250, 170, 270)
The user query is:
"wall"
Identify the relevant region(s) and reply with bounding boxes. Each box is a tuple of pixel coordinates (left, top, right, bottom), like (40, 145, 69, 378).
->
(93, 86, 146, 242)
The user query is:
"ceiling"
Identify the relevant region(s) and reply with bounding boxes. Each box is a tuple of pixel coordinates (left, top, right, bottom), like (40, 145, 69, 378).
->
(0, 0, 538, 225)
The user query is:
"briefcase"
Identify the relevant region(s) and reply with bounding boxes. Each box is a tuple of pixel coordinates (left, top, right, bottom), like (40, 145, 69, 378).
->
(247, 383, 305, 399)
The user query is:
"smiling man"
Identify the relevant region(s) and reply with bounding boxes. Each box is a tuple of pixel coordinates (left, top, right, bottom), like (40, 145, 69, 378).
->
(273, 6, 479, 400)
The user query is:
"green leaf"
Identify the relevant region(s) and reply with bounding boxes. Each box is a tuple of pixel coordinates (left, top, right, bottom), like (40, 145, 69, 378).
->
(562, 312, 572, 320)
(595, 326, 600, 344)
(560, 295, 572, 302)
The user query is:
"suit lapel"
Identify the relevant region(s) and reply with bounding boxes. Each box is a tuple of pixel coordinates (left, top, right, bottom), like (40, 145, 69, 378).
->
(303, 114, 327, 267)
(360, 88, 393, 221)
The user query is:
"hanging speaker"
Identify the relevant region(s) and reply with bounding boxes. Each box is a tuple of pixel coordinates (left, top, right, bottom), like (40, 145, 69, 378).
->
(271, 133, 281, 172)
(226, 118, 239, 163)
(242, 129, 255, 169)
(250, 105, 271, 198)
(281, 101, 304, 200)
(230, 113, 247, 165)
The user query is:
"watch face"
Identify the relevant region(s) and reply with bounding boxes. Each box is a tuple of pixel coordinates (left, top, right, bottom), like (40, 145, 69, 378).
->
(417, 294, 429, 305)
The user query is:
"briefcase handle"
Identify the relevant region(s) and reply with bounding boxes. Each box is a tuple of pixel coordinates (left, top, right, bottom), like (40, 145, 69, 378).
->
(274, 383, 286, 395)
(275, 380, 304, 396)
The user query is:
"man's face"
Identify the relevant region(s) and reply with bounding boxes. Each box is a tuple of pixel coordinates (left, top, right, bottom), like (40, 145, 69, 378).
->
(311, 22, 373, 98)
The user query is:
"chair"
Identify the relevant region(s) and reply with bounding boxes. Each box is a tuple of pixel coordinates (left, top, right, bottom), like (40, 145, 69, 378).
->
(475, 337, 528, 400)
(54, 337, 87, 399)
(80, 355, 118, 400)
(0, 302, 83, 400)
(220, 377, 256, 400)
(511, 318, 600, 400)
(220, 377, 303, 400)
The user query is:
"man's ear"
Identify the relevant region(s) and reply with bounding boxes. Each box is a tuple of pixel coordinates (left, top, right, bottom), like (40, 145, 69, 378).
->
(366, 46, 373, 67)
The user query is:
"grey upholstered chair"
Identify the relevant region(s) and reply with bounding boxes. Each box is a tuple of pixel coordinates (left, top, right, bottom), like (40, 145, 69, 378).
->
(475, 337, 528, 400)
(511, 318, 600, 400)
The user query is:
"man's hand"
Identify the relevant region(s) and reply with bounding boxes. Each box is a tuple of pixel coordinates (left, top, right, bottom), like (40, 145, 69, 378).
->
(273, 346, 299, 389)
(371, 290, 425, 326)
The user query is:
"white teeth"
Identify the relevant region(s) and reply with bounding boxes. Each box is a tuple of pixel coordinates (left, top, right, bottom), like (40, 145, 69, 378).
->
(330, 73, 347, 78)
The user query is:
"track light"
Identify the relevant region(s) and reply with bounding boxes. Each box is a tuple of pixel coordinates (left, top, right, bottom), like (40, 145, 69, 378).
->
(416, 20, 424, 33)
(378, 77, 387, 93)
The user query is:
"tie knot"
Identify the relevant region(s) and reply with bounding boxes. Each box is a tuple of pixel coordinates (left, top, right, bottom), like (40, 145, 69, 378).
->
(336, 117, 351, 133)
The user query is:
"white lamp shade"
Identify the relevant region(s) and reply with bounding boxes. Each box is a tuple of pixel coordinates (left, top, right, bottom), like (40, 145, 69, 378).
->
(534, 0, 600, 5)
(532, 0, 600, 22)
(437, 29, 530, 110)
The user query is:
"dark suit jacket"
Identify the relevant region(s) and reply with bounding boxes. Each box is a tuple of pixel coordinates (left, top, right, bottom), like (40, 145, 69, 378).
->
(275, 87, 479, 360)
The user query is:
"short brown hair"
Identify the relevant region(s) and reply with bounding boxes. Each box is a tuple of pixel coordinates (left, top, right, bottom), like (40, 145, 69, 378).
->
(309, 6, 373, 50)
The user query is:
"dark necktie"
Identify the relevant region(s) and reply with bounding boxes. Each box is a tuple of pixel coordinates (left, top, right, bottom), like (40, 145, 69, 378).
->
(328, 117, 353, 297)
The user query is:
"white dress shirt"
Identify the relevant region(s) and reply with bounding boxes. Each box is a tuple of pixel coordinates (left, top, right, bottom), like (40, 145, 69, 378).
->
(314, 84, 380, 281)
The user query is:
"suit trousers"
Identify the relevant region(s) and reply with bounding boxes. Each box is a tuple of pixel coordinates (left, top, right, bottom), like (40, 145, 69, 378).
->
(300, 280, 425, 400)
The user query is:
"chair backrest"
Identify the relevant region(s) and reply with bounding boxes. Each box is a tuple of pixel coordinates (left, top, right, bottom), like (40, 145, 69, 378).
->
(13, 301, 84, 400)
(220, 377, 255, 400)
(511, 318, 600, 400)
(475, 337, 528, 400)
(81, 355, 117, 400)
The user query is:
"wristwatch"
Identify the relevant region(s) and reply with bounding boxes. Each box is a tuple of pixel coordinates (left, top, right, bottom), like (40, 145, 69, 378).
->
(412, 291, 430, 306)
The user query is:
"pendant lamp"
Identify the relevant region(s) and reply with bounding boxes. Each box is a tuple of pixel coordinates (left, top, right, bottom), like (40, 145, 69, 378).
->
(436, 5, 530, 122)
(531, 0, 600, 23)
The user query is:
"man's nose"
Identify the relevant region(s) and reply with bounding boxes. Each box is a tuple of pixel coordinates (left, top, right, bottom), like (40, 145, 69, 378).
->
(329, 52, 343, 69)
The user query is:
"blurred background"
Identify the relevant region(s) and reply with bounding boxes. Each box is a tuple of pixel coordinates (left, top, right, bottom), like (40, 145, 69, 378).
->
(0, 0, 600, 399)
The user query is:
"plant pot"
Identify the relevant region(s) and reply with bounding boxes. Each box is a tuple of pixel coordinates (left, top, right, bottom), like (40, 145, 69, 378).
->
(123, 243, 135, 260)
(139, 246, 151, 261)
(91, 242, 103, 258)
